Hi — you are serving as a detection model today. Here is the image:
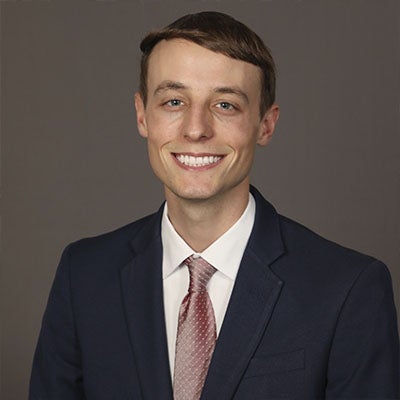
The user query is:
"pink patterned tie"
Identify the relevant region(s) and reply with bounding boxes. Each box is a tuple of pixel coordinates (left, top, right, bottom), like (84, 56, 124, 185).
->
(173, 255, 217, 400)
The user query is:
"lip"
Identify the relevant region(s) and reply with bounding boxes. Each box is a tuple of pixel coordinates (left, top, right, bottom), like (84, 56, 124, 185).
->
(172, 152, 225, 171)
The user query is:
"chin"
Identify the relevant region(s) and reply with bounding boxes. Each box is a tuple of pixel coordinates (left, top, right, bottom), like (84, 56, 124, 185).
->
(168, 184, 221, 202)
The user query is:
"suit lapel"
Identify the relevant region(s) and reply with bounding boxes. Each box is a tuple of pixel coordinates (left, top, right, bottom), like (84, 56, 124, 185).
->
(201, 187, 286, 400)
(119, 188, 285, 400)
(120, 207, 174, 400)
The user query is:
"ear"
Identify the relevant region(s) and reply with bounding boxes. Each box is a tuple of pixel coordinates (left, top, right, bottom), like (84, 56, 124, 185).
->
(256, 104, 279, 146)
(134, 92, 148, 138)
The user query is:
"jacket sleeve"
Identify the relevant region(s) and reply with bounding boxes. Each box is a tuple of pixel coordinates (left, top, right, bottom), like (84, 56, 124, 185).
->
(326, 260, 400, 399)
(29, 245, 85, 400)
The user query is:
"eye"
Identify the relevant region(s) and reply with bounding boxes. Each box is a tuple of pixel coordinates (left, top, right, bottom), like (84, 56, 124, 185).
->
(216, 102, 235, 111)
(165, 99, 183, 107)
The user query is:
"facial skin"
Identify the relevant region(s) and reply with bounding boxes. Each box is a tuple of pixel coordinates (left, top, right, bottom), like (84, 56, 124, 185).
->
(135, 39, 279, 209)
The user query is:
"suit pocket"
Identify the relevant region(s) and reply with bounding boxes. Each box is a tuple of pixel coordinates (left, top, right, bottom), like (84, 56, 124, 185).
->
(244, 348, 305, 378)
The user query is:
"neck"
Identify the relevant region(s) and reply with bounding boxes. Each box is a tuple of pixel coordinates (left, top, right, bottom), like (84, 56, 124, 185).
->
(165, 182, 250, 252)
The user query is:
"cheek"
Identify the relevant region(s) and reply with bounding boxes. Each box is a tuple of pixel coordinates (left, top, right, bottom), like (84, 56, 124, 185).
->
(146, 141, 158, 163)
(225, 122, 259, 151)
(147, 104, 183, 126)
(147, 144, 169, 178)
(146, 133, 173, 168)
(146, 117, 182, 145)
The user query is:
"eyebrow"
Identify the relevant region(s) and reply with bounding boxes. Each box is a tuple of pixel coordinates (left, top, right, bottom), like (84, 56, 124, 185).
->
(153, 81, 249, 104)
(153, 80, 188, 96)
(213, 86, 249, 104)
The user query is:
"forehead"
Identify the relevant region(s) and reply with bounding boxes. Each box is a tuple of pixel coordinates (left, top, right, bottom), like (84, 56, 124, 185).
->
(146, 39, 262, 97)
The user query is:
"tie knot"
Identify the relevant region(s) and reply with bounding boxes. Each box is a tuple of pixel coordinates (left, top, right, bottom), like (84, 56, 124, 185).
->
(185, 256, 216, 293)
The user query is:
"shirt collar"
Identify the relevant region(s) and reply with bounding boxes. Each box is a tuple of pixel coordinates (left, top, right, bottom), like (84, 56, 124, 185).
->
(161, 193, 256, 280)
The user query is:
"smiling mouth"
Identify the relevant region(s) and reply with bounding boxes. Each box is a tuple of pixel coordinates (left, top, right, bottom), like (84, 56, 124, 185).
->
(174, 153, 223, 168)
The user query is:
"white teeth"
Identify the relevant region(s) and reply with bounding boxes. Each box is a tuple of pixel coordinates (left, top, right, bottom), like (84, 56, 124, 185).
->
(175, 154, 222, 167)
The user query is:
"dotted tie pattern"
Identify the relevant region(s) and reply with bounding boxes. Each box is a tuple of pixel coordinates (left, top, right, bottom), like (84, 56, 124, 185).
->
(173, 256, 217, 400)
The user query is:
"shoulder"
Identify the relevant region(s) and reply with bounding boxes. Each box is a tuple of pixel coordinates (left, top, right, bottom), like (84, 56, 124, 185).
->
(275, 213, 392, 292)
(59, 208, 162, 275)
(278, 213, 374, 263)
(278, 214, 369, 259)
(251, 185, 390, 285)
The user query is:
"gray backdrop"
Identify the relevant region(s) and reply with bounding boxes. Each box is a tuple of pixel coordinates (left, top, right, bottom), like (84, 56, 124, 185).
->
(1, 1, 399, 398)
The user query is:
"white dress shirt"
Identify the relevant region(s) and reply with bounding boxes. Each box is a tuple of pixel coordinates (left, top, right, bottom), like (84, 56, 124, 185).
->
(161, 193, 256, 377)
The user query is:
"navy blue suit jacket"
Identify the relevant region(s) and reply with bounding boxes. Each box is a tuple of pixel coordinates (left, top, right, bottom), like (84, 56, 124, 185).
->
(30, 187, 399, 399)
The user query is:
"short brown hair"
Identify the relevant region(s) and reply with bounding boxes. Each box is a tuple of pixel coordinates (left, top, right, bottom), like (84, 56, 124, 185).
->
(139, 11, 276, 116)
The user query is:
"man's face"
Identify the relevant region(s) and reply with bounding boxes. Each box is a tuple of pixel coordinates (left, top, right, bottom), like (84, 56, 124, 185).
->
(135, 39, 278, 203)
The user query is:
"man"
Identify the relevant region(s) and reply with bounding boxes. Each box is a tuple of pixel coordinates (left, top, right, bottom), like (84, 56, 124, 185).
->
(30, 11, 399, 400)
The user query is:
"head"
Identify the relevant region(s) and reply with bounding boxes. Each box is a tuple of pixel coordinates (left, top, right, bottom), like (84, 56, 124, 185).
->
(135, 12, 279, 205)
(139, 11, 276, 117)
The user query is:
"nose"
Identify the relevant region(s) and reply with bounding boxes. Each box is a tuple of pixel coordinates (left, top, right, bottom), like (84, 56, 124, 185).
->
(183, 105, 213, 141)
